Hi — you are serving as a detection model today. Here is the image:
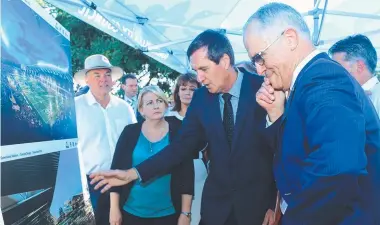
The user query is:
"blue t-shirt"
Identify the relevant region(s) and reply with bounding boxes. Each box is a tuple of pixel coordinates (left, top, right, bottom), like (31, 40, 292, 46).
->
(123, 132, 175, 218)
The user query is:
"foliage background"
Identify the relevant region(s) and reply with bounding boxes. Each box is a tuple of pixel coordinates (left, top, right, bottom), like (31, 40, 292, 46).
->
(38, 0, 181, 95)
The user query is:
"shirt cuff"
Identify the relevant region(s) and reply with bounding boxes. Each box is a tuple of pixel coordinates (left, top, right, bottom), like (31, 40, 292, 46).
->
(266, 115, 274, 128)
(133, 167, 142, 182)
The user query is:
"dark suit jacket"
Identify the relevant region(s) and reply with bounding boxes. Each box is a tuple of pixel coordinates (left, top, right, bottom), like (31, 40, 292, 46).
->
(109, 117, 194, 215)
(266, 53, 380, 225)
(136, 71, 277, 225)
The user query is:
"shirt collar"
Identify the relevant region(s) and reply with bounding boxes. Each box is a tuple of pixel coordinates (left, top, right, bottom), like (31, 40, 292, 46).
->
(84, 91, 113, 107)
(224, 69, 243, 98)
(290, 49, 321, 90)
(362, 76, 380, 91)
(124, 95, 137, 102)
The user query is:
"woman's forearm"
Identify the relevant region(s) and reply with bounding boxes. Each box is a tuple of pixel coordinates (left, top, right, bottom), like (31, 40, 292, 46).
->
(181, 194, 193, 212)
(110, 192, 120, 209)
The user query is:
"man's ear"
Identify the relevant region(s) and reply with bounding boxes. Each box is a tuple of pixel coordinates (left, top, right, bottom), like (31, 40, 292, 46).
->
(220, 53, 231, 70)
(356, 60, 366, 74)
(283, 28, 299, 51)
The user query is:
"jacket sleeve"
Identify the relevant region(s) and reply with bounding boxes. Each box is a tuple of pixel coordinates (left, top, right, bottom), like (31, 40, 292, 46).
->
(260, 117, 282, 153)
(178, 157, 195, 196)
(136, 90, 205, 183)
(109, 126, 131, 193)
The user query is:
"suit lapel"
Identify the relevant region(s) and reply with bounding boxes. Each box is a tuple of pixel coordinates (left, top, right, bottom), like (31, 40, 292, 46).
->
(232, 75, 254, 151)
(206, 92, 230, 150)
(207, 93, 227, 141)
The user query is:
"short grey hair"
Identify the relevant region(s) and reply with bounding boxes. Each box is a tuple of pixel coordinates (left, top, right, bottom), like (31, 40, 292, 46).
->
(244, 2, 311, 40)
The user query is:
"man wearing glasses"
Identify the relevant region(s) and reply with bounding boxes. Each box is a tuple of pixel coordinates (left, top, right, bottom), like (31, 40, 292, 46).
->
(244, 2, 380, 225)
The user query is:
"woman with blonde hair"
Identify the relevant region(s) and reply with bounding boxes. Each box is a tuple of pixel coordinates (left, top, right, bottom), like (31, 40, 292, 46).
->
(108, 85, 194, 225)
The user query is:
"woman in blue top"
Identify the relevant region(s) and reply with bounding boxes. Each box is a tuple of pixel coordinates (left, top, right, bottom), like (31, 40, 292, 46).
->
(108, 85, 194, 225)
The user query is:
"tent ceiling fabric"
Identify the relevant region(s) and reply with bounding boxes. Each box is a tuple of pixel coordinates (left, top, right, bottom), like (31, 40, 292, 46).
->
(46, 0, 380, 73)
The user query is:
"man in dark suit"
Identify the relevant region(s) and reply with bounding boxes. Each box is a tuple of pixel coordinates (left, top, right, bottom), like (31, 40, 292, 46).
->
(91, 30, 278, 225)
(120, 74, 144, 122)
(244, 2, 380, 225)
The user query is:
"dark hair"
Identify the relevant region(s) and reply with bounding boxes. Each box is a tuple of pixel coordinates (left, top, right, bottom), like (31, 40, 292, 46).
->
(120, 74, 137, 85)
(172, 73, 201, 112)
(329, 34, 377, 74)
(186, 29, 235, 65)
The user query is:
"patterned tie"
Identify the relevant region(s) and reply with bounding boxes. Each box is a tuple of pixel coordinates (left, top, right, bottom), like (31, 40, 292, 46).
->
(222, 93, 234, 148)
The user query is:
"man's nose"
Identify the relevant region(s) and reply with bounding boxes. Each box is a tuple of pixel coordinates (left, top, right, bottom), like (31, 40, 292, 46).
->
(99, 76, 106, 82)
(197, 72, 205, 83)
(256, 64, 266, 76)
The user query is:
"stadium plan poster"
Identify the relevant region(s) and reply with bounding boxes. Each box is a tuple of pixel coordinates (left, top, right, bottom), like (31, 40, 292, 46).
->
(1, 0, 95, 224)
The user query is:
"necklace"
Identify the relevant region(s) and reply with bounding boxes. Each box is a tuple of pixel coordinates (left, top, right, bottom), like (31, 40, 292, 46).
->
(142, 121, 168, 153)
(149, 141, 153, 153)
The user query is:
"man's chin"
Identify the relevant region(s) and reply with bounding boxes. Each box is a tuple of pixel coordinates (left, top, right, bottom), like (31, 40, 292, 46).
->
(207, 88, 218, 94)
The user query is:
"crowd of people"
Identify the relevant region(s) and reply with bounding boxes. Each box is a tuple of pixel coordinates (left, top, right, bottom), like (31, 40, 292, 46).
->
(74, 2, 379, 225)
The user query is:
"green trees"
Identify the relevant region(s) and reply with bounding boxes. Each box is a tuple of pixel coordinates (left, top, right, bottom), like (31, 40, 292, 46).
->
(39, 1, 180, 94)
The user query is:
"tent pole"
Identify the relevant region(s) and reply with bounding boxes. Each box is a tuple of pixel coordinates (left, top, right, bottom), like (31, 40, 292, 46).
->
(312, 0, 320, 46)
(324, 10, 380, 20)
(313, 0, 322, 10)
(315, 0, 328, 46)
(320, 28, 380, 45)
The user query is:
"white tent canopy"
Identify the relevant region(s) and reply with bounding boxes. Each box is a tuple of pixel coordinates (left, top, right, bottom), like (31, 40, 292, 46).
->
(45, 0, 380, 74)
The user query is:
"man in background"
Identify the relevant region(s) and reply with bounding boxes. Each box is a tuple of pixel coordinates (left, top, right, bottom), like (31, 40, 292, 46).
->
(120, 74, 143, 121)
(74, 54, 136, 224)
(329, 34, 380, 117)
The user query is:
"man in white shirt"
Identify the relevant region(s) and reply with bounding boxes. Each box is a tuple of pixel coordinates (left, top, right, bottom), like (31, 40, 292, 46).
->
(74, 54, 136, 224)
(329, 34, 380, 117)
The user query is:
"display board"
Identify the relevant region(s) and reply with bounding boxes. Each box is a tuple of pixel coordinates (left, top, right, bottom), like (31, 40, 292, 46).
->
(1, 0, 95, 224)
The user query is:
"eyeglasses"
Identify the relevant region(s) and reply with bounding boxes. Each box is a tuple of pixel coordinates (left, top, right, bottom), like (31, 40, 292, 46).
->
(251, 30, 286, 66)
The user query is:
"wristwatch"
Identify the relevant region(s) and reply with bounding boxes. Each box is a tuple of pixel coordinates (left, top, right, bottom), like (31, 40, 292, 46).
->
(181, 211, 192, 220)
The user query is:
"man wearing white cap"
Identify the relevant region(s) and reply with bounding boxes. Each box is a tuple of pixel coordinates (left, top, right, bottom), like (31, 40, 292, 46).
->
(74, 54, 136, 224)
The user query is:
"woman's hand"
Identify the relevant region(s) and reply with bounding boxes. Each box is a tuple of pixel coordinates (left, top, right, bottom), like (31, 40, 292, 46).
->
(109, 206, 122, 225)
(178, 213, 191, 225)
(90, 169, 139, 193)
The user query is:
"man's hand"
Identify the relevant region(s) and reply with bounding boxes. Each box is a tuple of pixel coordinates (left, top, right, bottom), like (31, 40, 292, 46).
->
(89, 169, 138, 193)
(256, 77, 286, 122)
(262, 209, 277, 225)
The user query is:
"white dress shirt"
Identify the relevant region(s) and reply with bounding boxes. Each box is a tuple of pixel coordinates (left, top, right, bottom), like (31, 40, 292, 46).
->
(76, 91, 137, 174)
(265, 49, 321, 214)
(362, 76, 380, 118)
